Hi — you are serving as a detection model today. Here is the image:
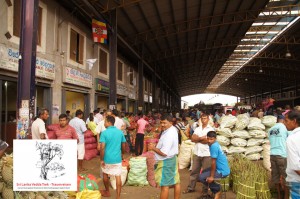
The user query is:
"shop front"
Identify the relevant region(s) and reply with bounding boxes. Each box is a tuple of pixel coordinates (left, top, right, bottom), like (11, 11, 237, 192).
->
(117, 84, 127, 112)
(144, 93, 150, 113)
(0, 44, 54, 144)
(62, 67, 92, 120)
(95, 78, 109, 111)
(128, 91, 136, 113)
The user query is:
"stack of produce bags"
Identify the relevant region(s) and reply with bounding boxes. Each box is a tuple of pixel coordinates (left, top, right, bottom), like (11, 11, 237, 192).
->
(84, 130, 98, 160)
(217, 114, 276, 163)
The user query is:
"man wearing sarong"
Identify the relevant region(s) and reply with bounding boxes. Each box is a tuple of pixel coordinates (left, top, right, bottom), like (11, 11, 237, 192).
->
(199, 131, 230, 199)
(100, 115, 126, 198)
(148, 114, 180, 199)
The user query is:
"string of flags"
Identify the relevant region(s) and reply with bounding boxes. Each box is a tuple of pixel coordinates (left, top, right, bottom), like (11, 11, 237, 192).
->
(92, 19, 107, 44)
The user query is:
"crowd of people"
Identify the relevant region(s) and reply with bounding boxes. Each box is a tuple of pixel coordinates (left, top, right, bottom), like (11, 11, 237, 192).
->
(28, 101, 300, 199)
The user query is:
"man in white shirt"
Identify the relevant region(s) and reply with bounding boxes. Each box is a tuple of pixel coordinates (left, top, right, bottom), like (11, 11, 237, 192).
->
(96, 110, 112, 151)
(183, 113, 213, 197)
(112, 109, 125, 130)
(95, 108, 104, 122)
(31, 108, 49, 139)
(284, 110, 300, 199)
(69, 109, 87, 171)
(148, 114, 180, 199)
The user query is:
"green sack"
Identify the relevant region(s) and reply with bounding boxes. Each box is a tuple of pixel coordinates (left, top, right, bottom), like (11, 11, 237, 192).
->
(77, 174, 99, 191)
(127, 157, 149, 186)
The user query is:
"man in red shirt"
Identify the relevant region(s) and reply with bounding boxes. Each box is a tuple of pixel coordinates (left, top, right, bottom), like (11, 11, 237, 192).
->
(55, 114, 79, 143)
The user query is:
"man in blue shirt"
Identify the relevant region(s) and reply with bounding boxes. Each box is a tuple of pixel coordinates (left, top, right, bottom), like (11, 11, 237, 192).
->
(268, 115, 289, 199)
(100, 115, 126, 198)
(199, 131, 230, 199)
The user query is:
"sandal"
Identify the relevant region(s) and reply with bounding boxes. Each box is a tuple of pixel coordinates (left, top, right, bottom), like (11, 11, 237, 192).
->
(182, 189, 195, 194)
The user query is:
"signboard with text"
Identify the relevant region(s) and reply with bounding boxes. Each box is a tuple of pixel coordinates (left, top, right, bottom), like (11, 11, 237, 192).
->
(128, 89, 136, 100)
(64, 67, 92, 88)
(144, 94, 149, 102)
(95, 78, 109, 93)
(0, 45, 55, 80)
(117, 84, 127, 96)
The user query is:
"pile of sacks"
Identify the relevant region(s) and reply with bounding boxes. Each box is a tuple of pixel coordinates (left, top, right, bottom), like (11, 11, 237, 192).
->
(178, 140, 195, 170)
(84, 131, 98, 160)
(217, 114, 275, 166)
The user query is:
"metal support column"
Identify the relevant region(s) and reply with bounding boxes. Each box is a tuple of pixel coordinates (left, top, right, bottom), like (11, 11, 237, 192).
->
(164, 86, 168, 111)
(295, 80, 298, 97)
(138, 48, 144, 112)
(279, 82, 282, 99)
(152, 66, 157, 111)
(159, 80, 163, 112)
(169, 90, 172, 112)
(109, 9, 117, 110)
(16, 0, 39, 139)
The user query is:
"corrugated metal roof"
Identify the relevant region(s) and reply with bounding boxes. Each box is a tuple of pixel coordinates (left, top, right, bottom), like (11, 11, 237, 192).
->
(58, 0, 300, 97)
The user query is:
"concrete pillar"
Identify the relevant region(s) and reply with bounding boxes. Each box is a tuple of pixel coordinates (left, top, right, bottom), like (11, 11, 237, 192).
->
(16, 0, 39, 139)
(108, 9, 117, 110)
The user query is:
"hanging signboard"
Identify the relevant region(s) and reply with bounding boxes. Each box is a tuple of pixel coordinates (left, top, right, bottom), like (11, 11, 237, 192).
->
(0, 45, 55, 80)
(117, 84, 127, 96)
(144, 94, 148, 102)
(95, 78, 109, 93)
(128, 89, 136, 100)
(64, 67, 92, 88)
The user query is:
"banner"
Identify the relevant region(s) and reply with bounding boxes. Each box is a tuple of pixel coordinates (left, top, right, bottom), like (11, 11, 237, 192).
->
(92, 19, 107, 44)
(95, 78, 109, 93)
(64, 67, 92, 88)
(0, 44, 55, 80)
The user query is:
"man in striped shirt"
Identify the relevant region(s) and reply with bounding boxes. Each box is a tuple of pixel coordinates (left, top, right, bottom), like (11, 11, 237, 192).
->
(174, 117, 188, 144)
(55, 114, 79, 143)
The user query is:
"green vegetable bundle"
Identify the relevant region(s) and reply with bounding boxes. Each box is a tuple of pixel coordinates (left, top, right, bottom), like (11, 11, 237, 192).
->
(229, 154, 271, 199)
(255, 166, 271, 199)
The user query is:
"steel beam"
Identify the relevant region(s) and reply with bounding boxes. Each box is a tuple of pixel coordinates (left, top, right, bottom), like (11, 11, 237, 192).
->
(238, 67, 299, 78)
(144, 36, 300, 62)
(98, 0, 141, 13)
(129, 5, 300, 43)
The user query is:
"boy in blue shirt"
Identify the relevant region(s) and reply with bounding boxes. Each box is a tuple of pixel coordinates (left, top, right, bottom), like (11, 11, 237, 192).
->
(100, 115, 126, 198)
(199, 131, 230, 199)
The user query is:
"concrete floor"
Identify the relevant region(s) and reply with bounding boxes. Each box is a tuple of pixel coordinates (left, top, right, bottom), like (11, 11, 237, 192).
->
(81, 155, 237, 199)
